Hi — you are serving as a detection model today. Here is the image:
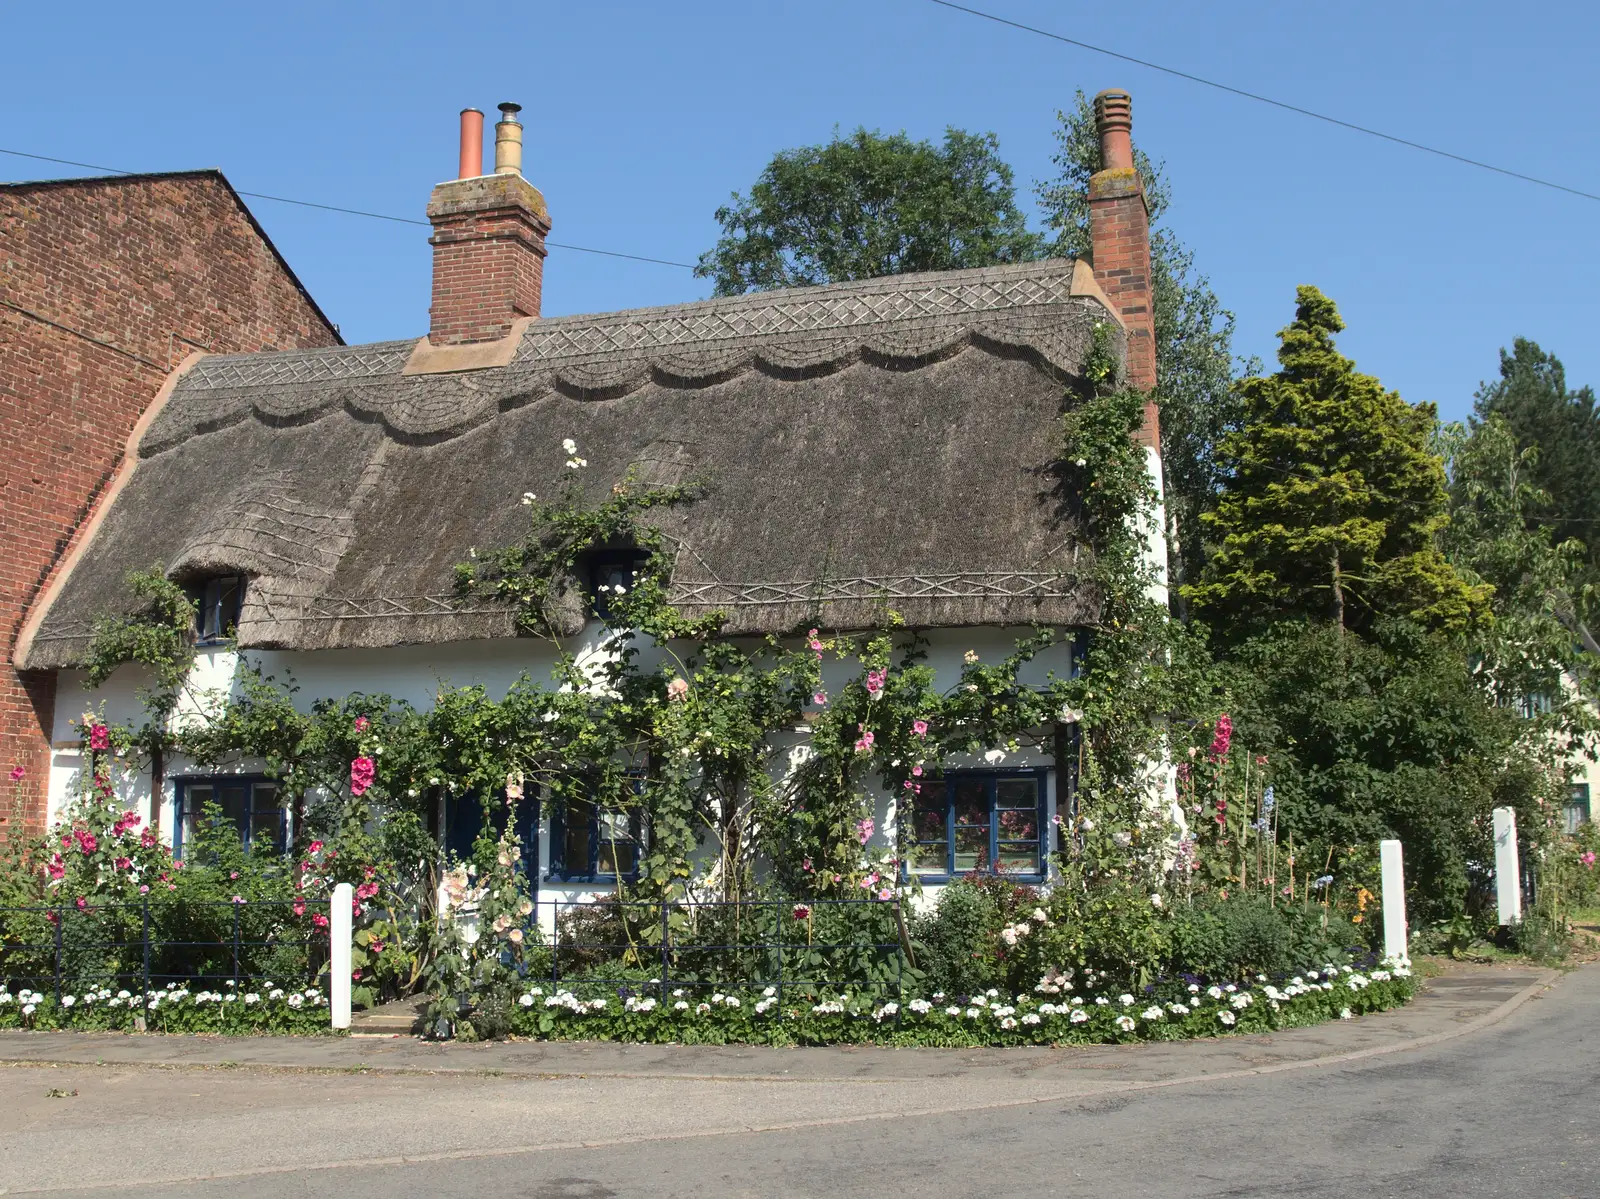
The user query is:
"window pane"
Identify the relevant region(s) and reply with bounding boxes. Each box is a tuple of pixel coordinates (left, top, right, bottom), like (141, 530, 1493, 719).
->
(183, 785, 213, 850)
(597, 807, 636, 876)
(563, 798, 594, 875)
(216, 784, 250, 841)
(908, 783, 948, 875)
(250, 784, 280, 849)
(952, 779, 989, 873)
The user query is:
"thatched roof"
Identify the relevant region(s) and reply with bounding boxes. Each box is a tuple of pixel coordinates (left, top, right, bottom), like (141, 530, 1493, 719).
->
(20, 258, 1119, 668)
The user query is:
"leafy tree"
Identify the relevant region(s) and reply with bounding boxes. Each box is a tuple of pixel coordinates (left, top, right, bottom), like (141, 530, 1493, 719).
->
(1442, 414, 1595, 716)
(695, 128, 1043, 295)
(1220, 619, 1557, 923)
(1189, 286, 1488, 638)
(1035, 91, 1248, 605)
(1475, 339, 1600, 573)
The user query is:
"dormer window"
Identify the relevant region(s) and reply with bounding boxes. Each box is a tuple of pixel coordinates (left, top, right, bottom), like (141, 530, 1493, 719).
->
(586, 550, 650, 623)
(192, 575, 244, 645)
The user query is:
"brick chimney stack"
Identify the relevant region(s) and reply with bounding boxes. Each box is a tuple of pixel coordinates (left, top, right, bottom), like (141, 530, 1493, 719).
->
(1089, 88, 1159, 448)
(426, 102, 550, 346)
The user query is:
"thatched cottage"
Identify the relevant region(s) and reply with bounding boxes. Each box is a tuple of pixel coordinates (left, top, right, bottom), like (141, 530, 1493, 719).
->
(16, 93, 1164, 898)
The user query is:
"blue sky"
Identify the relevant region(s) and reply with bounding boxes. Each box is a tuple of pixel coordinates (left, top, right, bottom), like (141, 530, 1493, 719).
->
(5, 0, 1596, 422)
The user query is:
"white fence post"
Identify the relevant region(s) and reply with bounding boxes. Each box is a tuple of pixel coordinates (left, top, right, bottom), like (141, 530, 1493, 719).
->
(331, 882, 353, 1029)
(1379, 839, 1408, 964)
(1493, 806, 1522, 926)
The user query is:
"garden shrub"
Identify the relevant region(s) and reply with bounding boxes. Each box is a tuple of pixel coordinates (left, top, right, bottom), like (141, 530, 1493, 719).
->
(912, 881, 1003, 998)
(1213, 897, 1292, 977)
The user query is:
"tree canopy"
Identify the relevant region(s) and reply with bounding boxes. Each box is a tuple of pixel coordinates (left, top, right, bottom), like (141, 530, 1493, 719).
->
(1474, 338, 1600, 577)
(1189, 286, 1487, 638)
(694, 127, 1043, 296)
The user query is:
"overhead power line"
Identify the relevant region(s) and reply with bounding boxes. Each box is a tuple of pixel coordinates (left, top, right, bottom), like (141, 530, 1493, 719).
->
(0, 147, 698, 268)
(922, 0, 1600, 204)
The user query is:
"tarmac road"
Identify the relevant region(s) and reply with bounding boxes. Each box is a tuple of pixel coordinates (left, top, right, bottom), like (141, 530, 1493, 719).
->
(0, 963, 1590, 1198)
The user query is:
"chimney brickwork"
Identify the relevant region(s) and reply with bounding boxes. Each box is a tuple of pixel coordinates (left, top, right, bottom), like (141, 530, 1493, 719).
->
(1089, 89, 1160, 450)
(426, 103, 548, 346)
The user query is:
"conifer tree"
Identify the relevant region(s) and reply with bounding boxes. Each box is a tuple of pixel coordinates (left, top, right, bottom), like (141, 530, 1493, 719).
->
(1188, 286, 1487, 637)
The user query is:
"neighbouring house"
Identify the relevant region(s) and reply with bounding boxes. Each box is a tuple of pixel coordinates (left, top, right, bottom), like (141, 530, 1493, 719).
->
(0, 169, 342, 839)
(13, 94, 1164, 904)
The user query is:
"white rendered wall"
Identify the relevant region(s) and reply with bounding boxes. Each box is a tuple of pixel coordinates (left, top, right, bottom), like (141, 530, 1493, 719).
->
(51, 624, 1074, 898)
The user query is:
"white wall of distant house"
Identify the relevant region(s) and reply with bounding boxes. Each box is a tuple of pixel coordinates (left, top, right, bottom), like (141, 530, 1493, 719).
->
(48, 624, 1074, 904)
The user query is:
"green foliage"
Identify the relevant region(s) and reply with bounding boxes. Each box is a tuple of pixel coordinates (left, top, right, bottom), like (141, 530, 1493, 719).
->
(453, 459, 710, 641)
(501, 961, 1415, 1047)
(1037, 90, 1250, 602)
(911, 880, 1010, 998)
(1475, 338, 1600, 579)
(82, 569, 196, 694)
(695, 127, 1043, 295)
(1442, 413, 1597, 737)
(1191, 287, 1489, 638)
(1216, 619, 1560, 923)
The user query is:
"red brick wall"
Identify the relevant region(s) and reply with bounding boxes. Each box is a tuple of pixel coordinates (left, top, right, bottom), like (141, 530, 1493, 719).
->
(0, 172, 339, 838)
(426, 173, 549, 345)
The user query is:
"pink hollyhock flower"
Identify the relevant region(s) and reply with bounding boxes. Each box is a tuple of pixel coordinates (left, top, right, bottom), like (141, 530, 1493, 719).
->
(75, 896, 87, 910)
(229, 871, 239, 880)
(140, 830, 156, 848)
(812, 691, 827, 706)
(8, 765, 23, 782)
(877, 887, 893, 901)
(1583, 851, 1596, 868)
(912, 764, 923, 776)
(792, 903, 811, 920)
(139, 884, 150, 894)
(114, 857, 132, 871)
(912, 719, 929, 738)
(666, 677, 690, 701)
(232, 895, 245, 904)
(854, 728, 875, 754)
(89, 724, 110, 751)
(352, 969, 362, 981)
(1209, 714, 1233, 761)
(857, 817, 875, 844)
(864, 669, 886, 698)
(312, 913, 329, 930)
(74, 829, 98, 854)
(349, 757, 376, 797)
(807, 629, 823, 652)
(801, 857, 813, 872)
(292, 899, 306, 917)
(353, 715, 371, 733)
(309, 840, 325, 855)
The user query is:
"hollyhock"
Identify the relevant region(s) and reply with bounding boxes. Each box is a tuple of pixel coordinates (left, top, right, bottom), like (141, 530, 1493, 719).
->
(349, 757, 376, 797)
(308, 840, 325, 855)
(857, 817, 875, 844)
(1209, 714, 1233, 761)
(912, 719, 929, 738)
(666, 677, 690, 701)
(292, 898, 306, 917)
(812, 691, 827, 706)
(7, 765, 23, 782)
(353, 715, 371, 733)
(865, 669, 886, 698)
(89, 724, 110, 751)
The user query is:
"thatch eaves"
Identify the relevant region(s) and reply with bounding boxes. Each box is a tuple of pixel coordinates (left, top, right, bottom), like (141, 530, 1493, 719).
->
(19, 258, 1118, 668)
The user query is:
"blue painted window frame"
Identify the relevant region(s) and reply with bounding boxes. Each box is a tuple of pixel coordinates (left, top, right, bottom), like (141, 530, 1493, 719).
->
(439, 791, 539, 881)
(172, 774, 285, 859)
(1567, 783, 1591, 834)
(548, 777, 645, 884)
(906, 768, 1049, 884)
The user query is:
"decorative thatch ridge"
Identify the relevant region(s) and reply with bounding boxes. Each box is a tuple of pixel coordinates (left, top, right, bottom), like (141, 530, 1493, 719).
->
(21, 259, 1116, 668)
